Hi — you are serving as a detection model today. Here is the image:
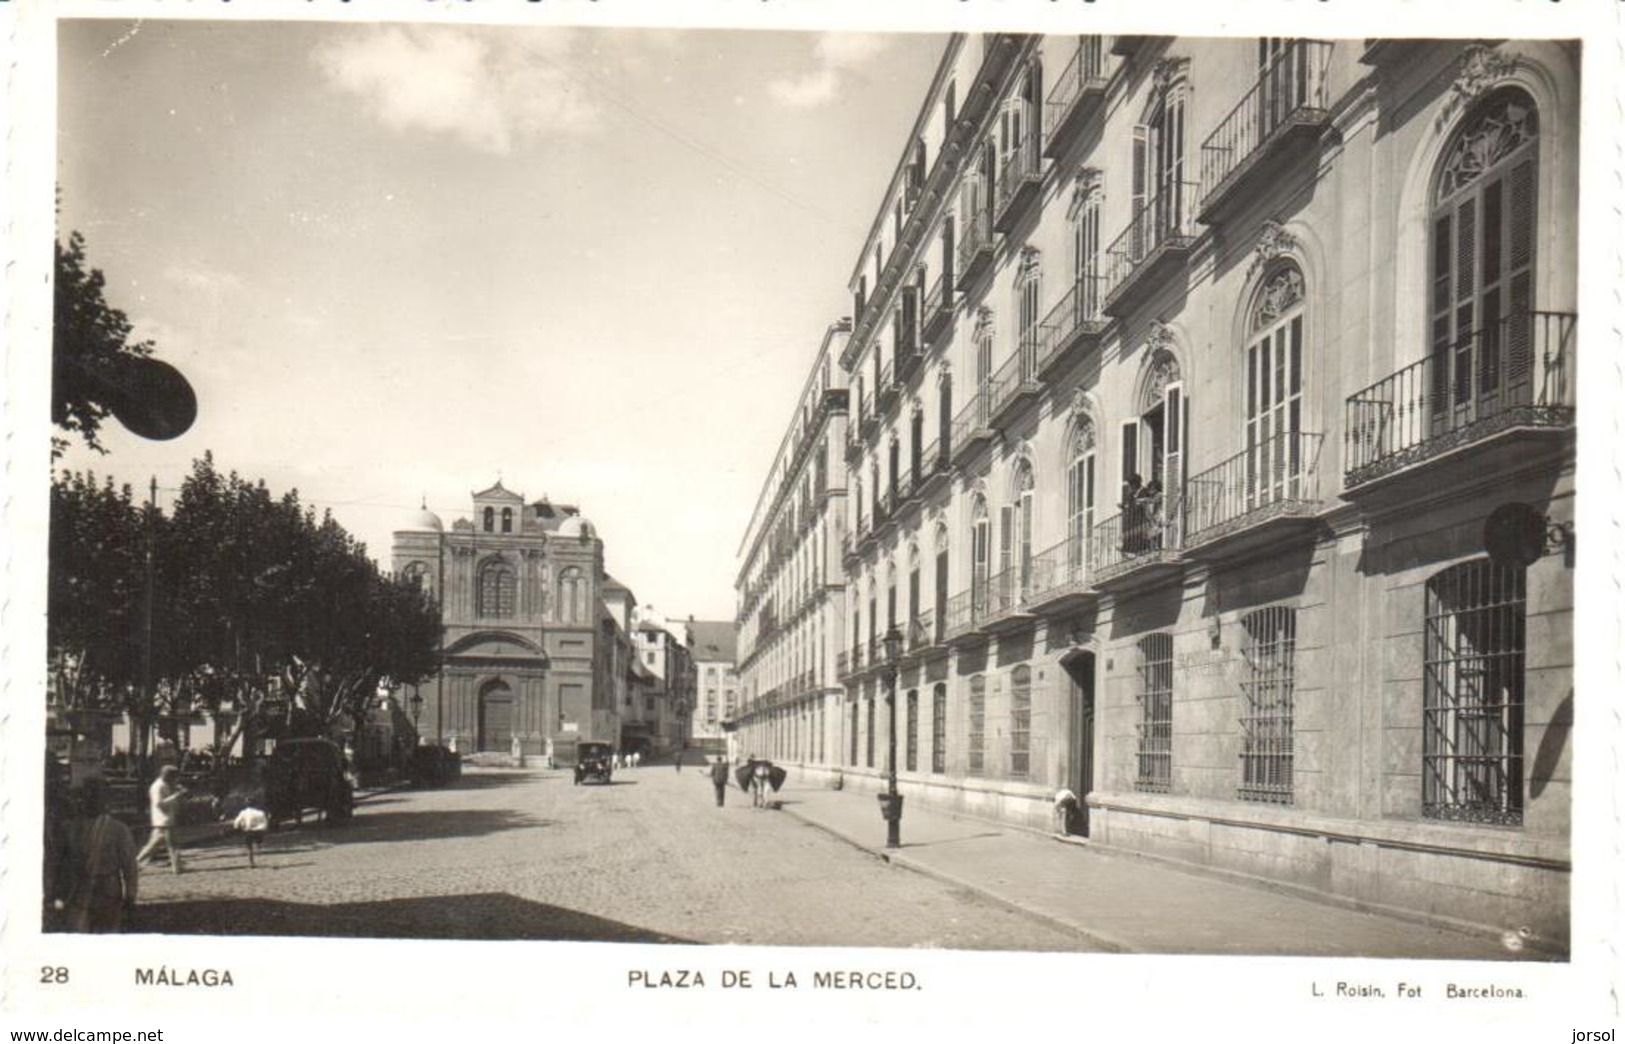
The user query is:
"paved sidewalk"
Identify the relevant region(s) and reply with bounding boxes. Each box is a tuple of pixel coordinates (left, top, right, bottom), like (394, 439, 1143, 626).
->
(773, 781, 1534, 960)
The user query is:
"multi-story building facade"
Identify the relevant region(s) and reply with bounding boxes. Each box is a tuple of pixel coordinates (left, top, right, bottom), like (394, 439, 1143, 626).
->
(737, 35, 1577, 945)
(733, 322, 852, 769)
(687, 620, 739, 755)
(628, 606, 697, 758)
(392, 483, 628, 764)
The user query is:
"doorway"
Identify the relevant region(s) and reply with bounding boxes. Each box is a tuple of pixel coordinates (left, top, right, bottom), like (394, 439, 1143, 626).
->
(1062, 651, 1096, 837)
(479, 679, 514, 752)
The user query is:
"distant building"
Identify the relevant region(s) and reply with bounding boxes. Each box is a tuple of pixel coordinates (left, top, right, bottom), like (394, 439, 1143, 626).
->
(391, 482, 624, 763)
(627, 605, 697, 758)
(687, 620, 739, 755)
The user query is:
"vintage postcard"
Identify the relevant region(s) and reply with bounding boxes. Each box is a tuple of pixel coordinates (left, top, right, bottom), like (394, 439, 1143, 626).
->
(2, 0, 1620, 1037)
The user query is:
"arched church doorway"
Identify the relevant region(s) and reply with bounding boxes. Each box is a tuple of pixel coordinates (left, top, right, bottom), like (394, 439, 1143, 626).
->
(479, 678, 514, 753)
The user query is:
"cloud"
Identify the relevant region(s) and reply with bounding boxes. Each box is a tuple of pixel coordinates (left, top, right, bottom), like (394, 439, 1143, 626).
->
(312, 26, 598, 154)
(769, 32, 891, 109)
(162, 262, 245, 295)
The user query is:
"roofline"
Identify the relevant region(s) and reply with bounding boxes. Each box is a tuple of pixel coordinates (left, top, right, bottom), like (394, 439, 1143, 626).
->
(844, 34, 965, 291)
(733, 317, 850, 560)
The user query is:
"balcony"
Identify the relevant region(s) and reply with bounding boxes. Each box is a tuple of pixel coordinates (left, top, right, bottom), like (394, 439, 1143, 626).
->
(1044, 37, 1110, 160)
(876, 360, 898, 413)
(950, 388, 997, 466)
(1088, 494, 1184, 594)
(876, 489, 899, 538)
(1182, 432, 1324, 563)
(980, 566, 1037, 635)
(1036, 275, 1109, 381)
(894, 308, 923, 385)
(903, 609, 941, 658)
(993, 139, 1043, 233)
(1026, 536, 1099, 614)
(844, 427, 863, 464)
(1110, 35, 1151, 58)
(988, 335, 1043, 427)
(836, 649, 851, 680)
(1344, 311, 1576, 507)
(915, 438, 952, 500)
(957, 204, 996, 291)
(942, 587, 989, 647)
(1100, 181, 1197, 320)
(858, 394, 880, 440)
(1198, 41, 1333, 225)
(923, 272, 957, 349)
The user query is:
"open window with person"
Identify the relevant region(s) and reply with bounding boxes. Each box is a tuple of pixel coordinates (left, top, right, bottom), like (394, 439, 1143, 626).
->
(1120, 354, 1185, 553)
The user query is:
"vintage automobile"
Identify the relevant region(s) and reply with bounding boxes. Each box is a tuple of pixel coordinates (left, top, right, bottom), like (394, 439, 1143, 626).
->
(263, 737, 354, 825)
(573, 741, 614, 785)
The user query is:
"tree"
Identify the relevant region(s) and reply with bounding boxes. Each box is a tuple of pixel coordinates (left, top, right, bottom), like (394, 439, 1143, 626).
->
(52, 231, 155, 460)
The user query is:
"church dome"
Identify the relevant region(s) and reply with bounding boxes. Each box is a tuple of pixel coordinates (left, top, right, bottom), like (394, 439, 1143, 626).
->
(400, 505, 444, 533)
(557, 515, 594, 540)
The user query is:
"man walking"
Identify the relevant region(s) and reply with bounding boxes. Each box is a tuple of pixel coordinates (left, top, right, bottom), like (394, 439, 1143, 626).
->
(135, 765, 186, 874)
(708, 756, 729, 807)
(64, 781, 139, 933)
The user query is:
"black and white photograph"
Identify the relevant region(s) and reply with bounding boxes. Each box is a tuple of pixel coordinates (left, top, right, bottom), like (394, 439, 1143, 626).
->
(5, 1, 1621, 1037)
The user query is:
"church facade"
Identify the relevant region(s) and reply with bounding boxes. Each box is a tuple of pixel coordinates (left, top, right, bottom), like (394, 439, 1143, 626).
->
(392, 482, 620, 762)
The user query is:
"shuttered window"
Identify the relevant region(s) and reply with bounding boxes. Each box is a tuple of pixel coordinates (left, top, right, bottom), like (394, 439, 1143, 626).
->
(1430, 88, 1539, 429)
(968, 674, 986, 776)
(932, 683, 947, 774)
(1239, 606, 1297, 802)
(1010, 666, 1032, 779)
(906, 690, 919, 773)
(1247, 265, 1306, 507)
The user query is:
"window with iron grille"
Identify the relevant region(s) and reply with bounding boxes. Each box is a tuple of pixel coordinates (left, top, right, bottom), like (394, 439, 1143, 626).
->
(1424, 559, 1526, 825)
(905, 690, 919, 772)
(1239, 606, 1296, 802)
(968, 675, 987, 776)
(1009, 666, 1032, 779)
(932, 683, 947, 774)
(866, 692, 876, 768)
(1135, 633, 1174, 791)
(850, 701, 859, 766)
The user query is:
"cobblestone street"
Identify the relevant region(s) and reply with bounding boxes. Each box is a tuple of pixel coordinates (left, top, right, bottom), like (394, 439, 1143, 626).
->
(130, 765, 1100, 950)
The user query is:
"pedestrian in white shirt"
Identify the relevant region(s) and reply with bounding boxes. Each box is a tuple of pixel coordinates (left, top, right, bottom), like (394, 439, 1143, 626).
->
(232, 805, 270, 868)
(135, 765, 186, 875)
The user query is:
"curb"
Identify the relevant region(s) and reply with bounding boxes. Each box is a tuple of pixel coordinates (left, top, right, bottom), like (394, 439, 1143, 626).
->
(779, 804, 1133, 954)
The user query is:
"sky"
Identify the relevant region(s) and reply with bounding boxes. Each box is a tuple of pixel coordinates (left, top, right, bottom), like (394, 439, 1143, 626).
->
(54, 18, 948, 622)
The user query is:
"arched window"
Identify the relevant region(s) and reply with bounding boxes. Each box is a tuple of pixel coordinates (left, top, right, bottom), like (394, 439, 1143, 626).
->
(402, 561, 430, 592)
(1135, 60, 1189, 242)
(1423, 559, 1526, 825)
(482, 506, 495, 533)
(477, 558, 516, 619)
(1135, 633, 1174, 791)
(1068, 420, 1098, 571)
(905, 689, 920, 773)
(1015, 248, 1043, 373)
(974, 312, 995, 421)
(501, 507, 513, 534)
(1003, 461, 1035, 598)
(1071, 176, 1103, 321)
(906, 542, 922, 640)
(1246, 264, 1307, 508)
(970, 496, 991, 615)
(1430, 87, 1539, 428)
(1010, 665, 1032, 779)
(557, 566, 586, 624)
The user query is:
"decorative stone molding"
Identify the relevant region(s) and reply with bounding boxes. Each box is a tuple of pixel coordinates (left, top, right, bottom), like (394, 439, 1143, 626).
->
(937, 360, 952, 383)
(1067, 166, 1103, 219)
(1017, 245, 1042, 279)
(1152, 57, 1188, 97)
(974, 305, 995, 340)
(910, 396, 924, 416)
(1436, 44, 1523, 130)
(1146, 354, 1181, 406)
(1247, 219, 1300, 278)
(1145, 319, 1176, 355)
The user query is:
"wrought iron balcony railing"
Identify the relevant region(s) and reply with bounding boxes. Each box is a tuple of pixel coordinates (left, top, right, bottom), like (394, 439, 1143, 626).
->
(1100, 181, 1197, 317)
(949, 385, 996, 464)
(1198, 40, 1332, 222)
(1044, 36, 1109, 159)
(923, 272, 957, 347)
(876, 359, 897, 412)
(1088, 492, 1184, 585)
(988, 331, 1043, 424)
(994, 138, 1043, 232)
(1026, 534, 1097, 609)
(957, 203, 996, 290)
(942, 585, 988, 641)
(1183, 431, 1323, 546)
(982, 564, 1035, 624)
(1036, 274, 1108, 379)
(1344, 311, 1576, 488)
(907, 609, 939, 652)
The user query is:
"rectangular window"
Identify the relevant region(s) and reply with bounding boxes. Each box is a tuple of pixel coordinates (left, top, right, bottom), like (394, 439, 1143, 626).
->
(1424, 561, 1526, 825)
(866, 693, 876, 769)
(1010, 668, 1032, 779)
(968, 675, 986, 776)
(850, 702, 860, 766)
(1135, 634, 1174, 791)
(1239, 606, 1297, 803)
(906, 690, 919, 773)
(932, 685, 947, 773)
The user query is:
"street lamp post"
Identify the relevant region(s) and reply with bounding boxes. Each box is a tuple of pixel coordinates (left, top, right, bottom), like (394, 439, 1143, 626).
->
(880, 625, 904, 849)
(409, 688, 424, 741)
